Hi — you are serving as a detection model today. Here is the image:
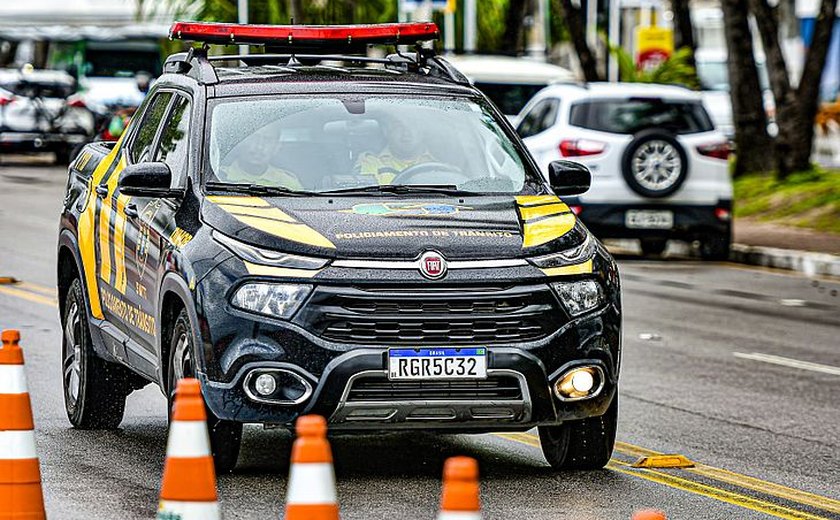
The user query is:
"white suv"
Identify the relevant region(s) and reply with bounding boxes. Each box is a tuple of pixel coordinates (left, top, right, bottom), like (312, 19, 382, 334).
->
(516, 82, 733, 259)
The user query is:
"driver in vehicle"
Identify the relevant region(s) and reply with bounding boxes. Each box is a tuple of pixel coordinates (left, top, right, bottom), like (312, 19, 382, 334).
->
(355, 117, 435, 184)
(219, 127, 304, 190)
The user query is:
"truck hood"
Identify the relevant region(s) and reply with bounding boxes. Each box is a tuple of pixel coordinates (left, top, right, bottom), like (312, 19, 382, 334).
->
(201, 194, 579, 260)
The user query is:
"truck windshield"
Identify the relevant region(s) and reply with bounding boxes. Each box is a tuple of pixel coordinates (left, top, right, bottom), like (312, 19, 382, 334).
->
(206, 95, 540, 194)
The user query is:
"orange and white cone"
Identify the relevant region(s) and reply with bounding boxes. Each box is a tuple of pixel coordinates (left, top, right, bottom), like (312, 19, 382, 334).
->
(157, 378, 220, 520)
(632, 510, 667, 520)
(284, 415, 339, 520)
(437, 456, 481, 520)
(0, 329, 46, 520)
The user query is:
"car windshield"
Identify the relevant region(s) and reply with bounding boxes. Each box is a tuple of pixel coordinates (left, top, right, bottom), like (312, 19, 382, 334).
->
(206, 95, 539, 194)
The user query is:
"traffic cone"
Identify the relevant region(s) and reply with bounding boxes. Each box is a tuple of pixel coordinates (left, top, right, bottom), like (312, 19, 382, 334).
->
(437, 456, 481, 520)
(157, 378, 220, 520)
(284, 415, 339, 520)
(0, 329, 46, 520)
(632, 509, 667, 520)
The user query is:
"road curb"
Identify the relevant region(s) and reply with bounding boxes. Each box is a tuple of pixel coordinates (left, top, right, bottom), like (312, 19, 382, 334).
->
(730, 243, 840, 278)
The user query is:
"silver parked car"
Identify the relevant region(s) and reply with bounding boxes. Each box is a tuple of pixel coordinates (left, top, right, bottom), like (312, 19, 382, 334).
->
(0, 68, 94, 163)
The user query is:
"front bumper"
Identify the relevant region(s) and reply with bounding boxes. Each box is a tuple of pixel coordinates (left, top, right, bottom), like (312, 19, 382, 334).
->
(572, 200, 732, 240)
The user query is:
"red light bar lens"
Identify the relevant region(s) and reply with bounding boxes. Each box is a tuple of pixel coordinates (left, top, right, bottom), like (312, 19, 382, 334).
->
(169, 22, 439, 46)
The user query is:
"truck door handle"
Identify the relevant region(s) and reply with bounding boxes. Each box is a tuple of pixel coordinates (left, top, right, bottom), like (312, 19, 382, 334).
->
(124, 203, 138, 219)
(95, 185, 109, 198)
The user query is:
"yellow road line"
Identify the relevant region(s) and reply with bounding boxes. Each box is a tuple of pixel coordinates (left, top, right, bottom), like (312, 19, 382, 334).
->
(494, 433, 834, 520)
(17, 282, 57, 297)
(0, 285, 58, 308)
(614, 440, 840, 515)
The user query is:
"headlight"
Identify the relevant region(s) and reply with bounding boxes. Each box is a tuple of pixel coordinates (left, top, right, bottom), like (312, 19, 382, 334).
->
(528, 231, 595, 269)
(231, 283, 312, 319)
(214, 231, 328, 270)
(551, 280, 604, 316)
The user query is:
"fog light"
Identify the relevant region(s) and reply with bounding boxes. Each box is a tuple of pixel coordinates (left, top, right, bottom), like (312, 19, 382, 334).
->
(254, 373, 277, 396)
(554, 366, 603, 401)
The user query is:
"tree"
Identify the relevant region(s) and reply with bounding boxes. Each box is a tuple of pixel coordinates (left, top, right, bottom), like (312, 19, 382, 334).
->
(721, 0, 775, 175)
(670, 0, 697, 79)
(749, 0, 838, 178)
(553, 0, 600, 81)
(501, 0, 530, 54)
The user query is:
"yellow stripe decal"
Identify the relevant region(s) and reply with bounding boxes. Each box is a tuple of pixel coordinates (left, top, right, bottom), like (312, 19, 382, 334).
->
(97, 192, 113, 284)
(207, 195, 270, 207)
(220, 205, 297, 222)
(515, 195, 561, 207)
(212, 197, 336, 249)
(522, 213, 577, 248)
(540, 259, 593, 276)
(112, 194, 129, 294)
(244, 262, 322, 278)
(232, 215, 336, 249)
(518, 202, 571, 221)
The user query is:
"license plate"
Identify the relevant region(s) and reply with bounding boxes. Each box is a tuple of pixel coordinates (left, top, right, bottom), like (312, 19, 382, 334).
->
(625, 210, 674, 229)
(388, 348, 487, 380)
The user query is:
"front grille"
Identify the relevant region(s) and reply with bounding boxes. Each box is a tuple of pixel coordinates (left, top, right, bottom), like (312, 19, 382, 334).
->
(347, 375, 523, 402)
(300, 285, 560, 345)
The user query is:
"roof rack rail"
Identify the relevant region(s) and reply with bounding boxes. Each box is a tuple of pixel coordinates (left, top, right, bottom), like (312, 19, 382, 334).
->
(163, 22, 470, 86)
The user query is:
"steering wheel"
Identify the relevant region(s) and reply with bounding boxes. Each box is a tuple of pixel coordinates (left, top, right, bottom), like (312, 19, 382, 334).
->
(390, 162, 470, 186)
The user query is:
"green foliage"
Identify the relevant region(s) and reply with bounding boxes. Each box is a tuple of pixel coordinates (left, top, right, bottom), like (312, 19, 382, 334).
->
(609, 44, 699, 89)
(734, 168, 840, 234)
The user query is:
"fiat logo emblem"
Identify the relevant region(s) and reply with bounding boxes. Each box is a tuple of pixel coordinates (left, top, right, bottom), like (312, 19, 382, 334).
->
(419, 251, 447, 280)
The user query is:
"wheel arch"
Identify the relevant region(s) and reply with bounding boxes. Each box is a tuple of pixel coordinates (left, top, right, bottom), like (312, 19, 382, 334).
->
(157, 273, 203, 392)
(57, 231, 86, 321)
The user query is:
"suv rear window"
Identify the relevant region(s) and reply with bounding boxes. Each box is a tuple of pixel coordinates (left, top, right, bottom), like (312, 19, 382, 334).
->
(569, 98, 714, 135)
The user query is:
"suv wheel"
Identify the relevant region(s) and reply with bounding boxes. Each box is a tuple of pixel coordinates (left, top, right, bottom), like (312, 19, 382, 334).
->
(639, 238, 668, 257)
(538, 394, 617, 470)
(622, 130, 688, 198)
(62, 278, 133, 429)
(699, 232, 731, 261)
(167, 308, 243, 474)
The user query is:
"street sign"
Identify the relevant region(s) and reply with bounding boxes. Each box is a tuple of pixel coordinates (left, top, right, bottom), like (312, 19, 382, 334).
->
(635, 26, 673, 70)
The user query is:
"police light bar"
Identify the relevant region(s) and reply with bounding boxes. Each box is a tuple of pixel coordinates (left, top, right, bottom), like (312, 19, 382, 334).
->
(169, 22, 440, 47)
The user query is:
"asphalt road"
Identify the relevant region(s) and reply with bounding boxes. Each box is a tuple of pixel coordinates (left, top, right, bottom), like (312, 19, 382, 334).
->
(1, 159, 839, 520)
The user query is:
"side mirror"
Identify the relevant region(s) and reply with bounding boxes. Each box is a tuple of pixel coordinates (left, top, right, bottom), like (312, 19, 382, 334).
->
(118, 162, 178, 197)
(547, 160, 591, 196)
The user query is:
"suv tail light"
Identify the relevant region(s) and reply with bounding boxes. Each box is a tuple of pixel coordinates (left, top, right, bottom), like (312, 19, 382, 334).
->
(697, 142, 731, 160)
(0, 93, 13, 106)
(66, 95, 86, 108)
(559, 139, 606, 158)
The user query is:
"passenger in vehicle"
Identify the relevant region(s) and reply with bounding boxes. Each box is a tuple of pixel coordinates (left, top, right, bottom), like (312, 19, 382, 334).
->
(220, 128, 303, 190)
(354, 117, 435, 184)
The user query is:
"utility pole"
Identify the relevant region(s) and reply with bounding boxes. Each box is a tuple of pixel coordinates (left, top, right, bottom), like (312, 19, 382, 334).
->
(464, 0, 477, 53)
(238, 0, 248, 56)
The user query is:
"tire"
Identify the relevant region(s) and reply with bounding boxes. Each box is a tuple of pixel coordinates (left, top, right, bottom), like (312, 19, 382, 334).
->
(538, 394, 618, 470)
(167, 309, 243, 473)
(699, 232, 731, 261)
(639, 238, 668, 257)
(621, 130, 689, 198)
(62, 278, 132, 429)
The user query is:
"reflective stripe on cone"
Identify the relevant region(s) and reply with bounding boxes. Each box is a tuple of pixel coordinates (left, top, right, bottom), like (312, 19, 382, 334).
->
(157, 378, 220, 520)
(284, 415, 340, 520)
(0, 329, 46, 520)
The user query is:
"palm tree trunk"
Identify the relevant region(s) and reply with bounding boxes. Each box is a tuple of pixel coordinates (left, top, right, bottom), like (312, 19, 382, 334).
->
(554, 0, 600, 81)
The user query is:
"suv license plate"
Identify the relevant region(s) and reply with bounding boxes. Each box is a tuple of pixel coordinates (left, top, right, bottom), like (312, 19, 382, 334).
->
(388, 348, 487, 380)
(626, 210, 674, 229)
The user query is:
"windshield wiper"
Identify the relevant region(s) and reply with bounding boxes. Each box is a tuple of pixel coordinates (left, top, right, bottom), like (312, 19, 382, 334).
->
(321, 184, 471, 196)
(205, 181, 310, 197)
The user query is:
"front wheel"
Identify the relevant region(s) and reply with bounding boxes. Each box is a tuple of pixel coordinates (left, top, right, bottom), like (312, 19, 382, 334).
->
(62, 278, 135, 429)
(538, 394, 618, 470)
(167, 308, 243, 473)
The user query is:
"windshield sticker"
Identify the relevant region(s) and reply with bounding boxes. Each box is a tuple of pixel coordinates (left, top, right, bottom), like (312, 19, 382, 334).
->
(342, 203, 472, 217)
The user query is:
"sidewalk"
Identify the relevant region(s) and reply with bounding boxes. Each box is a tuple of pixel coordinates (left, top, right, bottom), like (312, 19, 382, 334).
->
(731, 219, 840, 278)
